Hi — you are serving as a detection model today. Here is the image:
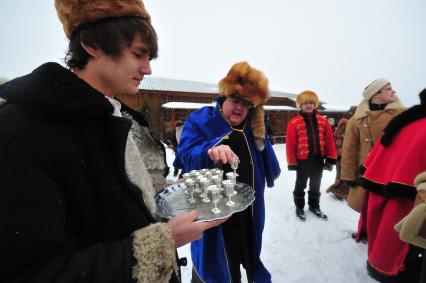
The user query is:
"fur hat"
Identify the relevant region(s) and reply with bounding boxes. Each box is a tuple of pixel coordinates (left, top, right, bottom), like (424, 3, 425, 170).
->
(218, 61, 270, 107)
(362, 78, 389, 101)
(296, 90, 319, 108)
(55, 0, 151, 39)
(219, 62, 270, 151)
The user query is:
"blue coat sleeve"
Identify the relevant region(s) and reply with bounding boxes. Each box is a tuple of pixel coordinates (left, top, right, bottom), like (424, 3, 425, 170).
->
(176, 111, 227, 171)
(261, 134, 281, 187)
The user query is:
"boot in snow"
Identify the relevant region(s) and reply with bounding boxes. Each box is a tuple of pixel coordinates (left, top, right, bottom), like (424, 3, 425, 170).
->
(309, 207, 328, 220)
(296, 208, 306, 221)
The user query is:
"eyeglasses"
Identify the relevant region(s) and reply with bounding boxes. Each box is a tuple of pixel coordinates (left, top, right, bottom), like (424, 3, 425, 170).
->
(229, 96, 254, 110)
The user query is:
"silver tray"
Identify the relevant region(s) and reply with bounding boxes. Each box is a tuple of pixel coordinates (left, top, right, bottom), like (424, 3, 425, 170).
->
(155, 181, 255, 222)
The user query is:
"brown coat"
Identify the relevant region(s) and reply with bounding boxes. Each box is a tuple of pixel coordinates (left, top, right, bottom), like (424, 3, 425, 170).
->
(340, 98, 405, 182)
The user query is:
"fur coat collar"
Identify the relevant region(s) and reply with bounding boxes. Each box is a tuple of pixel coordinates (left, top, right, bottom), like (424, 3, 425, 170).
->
(353, 96, 405, 120)
(0, 62, 118, 121)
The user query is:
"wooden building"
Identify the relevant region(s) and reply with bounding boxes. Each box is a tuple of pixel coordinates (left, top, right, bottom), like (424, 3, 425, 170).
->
(116, 77, 347, 143)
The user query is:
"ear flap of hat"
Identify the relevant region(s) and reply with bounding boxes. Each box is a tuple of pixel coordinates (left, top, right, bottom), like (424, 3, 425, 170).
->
(218, 62, 270, 107)
(251, 105, 266, 151)
(296, 91, 319, 108)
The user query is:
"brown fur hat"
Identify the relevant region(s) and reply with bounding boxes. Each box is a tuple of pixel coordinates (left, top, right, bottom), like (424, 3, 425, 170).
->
(218, 61, 270, 107)
(296, 90, 320, 108)
(219, 62, 270, 151)
(55, 0, 151, 39)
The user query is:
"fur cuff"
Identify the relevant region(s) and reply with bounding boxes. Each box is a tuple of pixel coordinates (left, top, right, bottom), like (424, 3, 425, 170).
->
(414, 172, 426, 190)
(251, 106, 266, 151)
(395, 202, 426, 249)
(132, 223, 175, 283)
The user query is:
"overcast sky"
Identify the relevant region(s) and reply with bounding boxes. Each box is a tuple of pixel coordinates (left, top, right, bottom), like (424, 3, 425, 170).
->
(1, 0, 425, 107)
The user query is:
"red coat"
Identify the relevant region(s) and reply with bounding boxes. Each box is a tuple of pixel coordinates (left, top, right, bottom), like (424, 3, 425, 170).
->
(360, 118, 426, 277)
(286, 112, 336, 166)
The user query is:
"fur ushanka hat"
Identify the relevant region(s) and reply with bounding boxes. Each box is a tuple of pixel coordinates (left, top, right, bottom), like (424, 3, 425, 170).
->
(362, 78, 390, 101)
(55, 0, 151, 39)
(218, 61, 271, 151)
(296, 90, 320, 108)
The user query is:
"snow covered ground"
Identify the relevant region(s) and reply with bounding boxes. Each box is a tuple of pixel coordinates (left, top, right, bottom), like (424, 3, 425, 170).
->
(166, 143, 376, 283)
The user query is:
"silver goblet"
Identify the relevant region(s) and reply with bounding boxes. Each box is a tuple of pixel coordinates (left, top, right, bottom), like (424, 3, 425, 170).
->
(184, 178, 196, 204)
(182, 173, 192, 194)
(208, 185, 221, 214)
(222, 179, 236, 207)
(191, 172, 201, 193)
(231, 157, 239, 177)
(211, 175, 222, 193)
(225, 172, 238, 195)
(199, 177, 211, 203)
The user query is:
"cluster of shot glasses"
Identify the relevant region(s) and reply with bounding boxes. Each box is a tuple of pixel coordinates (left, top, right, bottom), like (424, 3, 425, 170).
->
(183, 158, 239, 214)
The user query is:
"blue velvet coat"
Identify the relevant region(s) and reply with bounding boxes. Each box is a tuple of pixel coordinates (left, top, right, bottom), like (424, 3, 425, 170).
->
(176, 101, 281, 282)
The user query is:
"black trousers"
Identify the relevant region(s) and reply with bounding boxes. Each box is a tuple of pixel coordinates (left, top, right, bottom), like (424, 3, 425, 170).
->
(293, 156, 324, 209)
(191, 209, 253, 283)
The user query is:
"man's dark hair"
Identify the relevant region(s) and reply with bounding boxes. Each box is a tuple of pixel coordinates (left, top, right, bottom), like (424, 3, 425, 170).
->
(65, 16, 158, 70)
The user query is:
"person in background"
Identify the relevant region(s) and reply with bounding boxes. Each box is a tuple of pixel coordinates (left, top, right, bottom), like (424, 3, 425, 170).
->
(172, 119, 185, 177)
(286, 91, 337, 221)
(359, 89, 426, 282)
(0, 1, 224, 282)
(341, 78, 404, 243)
(326, 106, 357, 200)
(328, 117, 336, 131)
(176, 61, 281, 283)
(264, 110, 275, 144)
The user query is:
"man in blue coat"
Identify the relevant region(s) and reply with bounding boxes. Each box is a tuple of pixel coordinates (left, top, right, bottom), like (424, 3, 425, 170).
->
(177, 62, 281, 283)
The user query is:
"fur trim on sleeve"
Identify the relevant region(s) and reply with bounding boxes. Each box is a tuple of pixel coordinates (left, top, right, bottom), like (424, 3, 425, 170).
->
(251, 105, 266, 151)
(132, 223, 175, 283)
(415, 172, 426, 191)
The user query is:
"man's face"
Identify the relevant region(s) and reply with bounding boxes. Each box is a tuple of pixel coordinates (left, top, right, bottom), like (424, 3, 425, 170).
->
(374, 84, 396, 104)
(300, 101, 316, 114)
(221, 96, 252, 126)
(94, 34, 152, 97)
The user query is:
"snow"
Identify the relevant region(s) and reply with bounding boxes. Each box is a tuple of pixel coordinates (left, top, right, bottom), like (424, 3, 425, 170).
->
(165, 144, 376, 283)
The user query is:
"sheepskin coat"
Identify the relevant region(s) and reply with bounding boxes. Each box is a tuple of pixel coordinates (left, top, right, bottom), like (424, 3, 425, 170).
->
(340, 98, 404, 183)
(176, 99, 281, 283)
(0, 63, 178, 283)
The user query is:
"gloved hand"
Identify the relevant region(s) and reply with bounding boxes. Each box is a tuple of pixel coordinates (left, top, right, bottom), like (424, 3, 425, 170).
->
(394, 171, 426, 249)
(394, 202, 426, 249)
(323, 163, 333, 171)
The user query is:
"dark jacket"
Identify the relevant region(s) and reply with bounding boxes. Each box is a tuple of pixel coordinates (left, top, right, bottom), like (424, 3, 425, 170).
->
(0, 63, 178, 283)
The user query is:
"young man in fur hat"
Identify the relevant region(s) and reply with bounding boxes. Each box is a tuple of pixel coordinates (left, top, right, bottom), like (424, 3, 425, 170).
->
(176, 61, 281, 283)
(286, 91, 337, 220)
(358, 89, 426, 282)
(341, 78, 404, 243)
(0, 1, 225, 282)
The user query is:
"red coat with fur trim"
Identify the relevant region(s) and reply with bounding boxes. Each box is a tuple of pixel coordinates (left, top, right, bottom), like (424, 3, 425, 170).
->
(359, 118, 426, 277)
(286, 112, 336, 167)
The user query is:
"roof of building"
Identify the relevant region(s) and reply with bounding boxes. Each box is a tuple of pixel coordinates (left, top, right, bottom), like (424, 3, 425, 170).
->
(162, 102, 299, 111)
(320, 104, 350, 112)
(140, 77, 297, 99)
